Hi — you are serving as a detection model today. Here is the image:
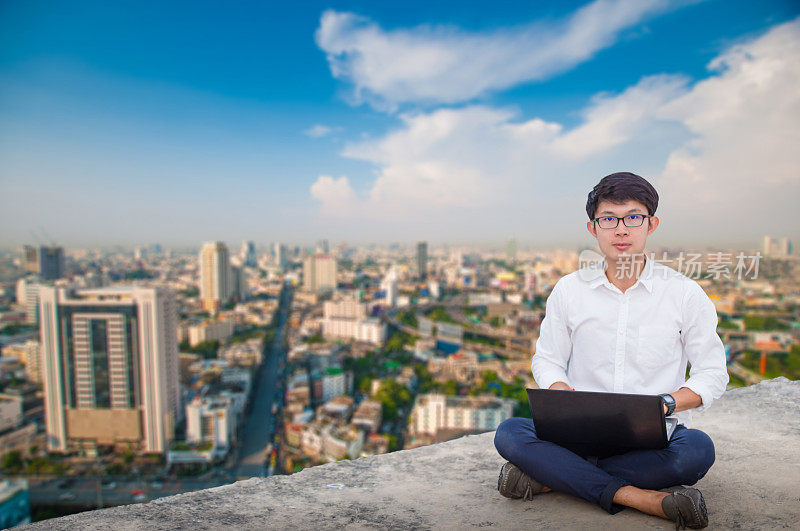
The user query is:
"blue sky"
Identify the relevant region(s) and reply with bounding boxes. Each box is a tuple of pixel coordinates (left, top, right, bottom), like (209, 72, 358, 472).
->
(1, 0, 798, 248)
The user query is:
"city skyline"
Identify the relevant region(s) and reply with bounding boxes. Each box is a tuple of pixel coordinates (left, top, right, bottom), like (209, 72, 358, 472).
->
(1, 1, 799, 248)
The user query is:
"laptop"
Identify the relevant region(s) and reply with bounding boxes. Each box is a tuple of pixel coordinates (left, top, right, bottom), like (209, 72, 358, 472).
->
(526, 388, 678, 458)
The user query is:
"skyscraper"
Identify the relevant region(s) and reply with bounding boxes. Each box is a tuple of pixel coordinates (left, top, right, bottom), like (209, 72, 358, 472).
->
(274, 242, 288, 272)
(417, 242, 428, 281)
(16, 277, 41, 324)
(231, 264, 247, 302)
(39, 286, 179, 454)
(381, 268, 399, 308)
(763, 235, 794, 258)
(303, 253, 337, 293)
(23, 245, 65, 280)
(199, 242, 231, 311)
(778, 237, 793, 257)
(240, 241, 256, 267)
(763, 235, 773, 257)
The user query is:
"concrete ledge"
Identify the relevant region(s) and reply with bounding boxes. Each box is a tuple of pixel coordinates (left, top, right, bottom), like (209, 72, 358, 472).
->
(26, 378, 800, 530)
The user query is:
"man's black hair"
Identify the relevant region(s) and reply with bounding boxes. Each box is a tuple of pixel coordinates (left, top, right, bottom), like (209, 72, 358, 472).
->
(586, 172, 659, 219)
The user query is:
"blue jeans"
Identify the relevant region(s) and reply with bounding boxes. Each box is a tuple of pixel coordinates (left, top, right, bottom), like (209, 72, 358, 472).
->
(493, 417, 715, 514)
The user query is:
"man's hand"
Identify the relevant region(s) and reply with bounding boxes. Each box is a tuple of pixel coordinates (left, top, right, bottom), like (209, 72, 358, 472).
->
(549, 381, 574, 391)
(667, 387, 703, 414)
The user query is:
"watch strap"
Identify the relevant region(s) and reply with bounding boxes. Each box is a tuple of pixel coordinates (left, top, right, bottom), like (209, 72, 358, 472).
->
(659, 393, 676, 416)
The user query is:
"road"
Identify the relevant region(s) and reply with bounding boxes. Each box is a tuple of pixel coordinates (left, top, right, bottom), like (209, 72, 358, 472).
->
(230, 287, 290, 479)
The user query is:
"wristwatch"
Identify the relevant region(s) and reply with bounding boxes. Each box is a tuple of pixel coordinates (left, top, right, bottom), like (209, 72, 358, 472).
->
(659, 393, 676, 416)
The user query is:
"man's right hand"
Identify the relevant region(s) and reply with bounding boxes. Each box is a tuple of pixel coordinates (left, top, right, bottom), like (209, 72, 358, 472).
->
(549, 381, 575, 391)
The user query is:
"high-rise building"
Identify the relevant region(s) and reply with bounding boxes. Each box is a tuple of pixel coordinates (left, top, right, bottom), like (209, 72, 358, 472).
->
(316, 239, 330, 254)
(778, 237, 793, 257)
(303, 253, 337, 293)
(763, 236, 773, 257)
(381, 268, 398, 308)
(231, 265, 247, 302)
(506, 238, 518, 263)
(38, 286, 179, 454)
(16, 278, 41, 324)
(23, 246, 64, 280)
(185, 396, 234, 458)
(417, 242, 428, 281)
(240, 241, 256, 267)
(274, 243, 288, 272)
(410, 394, 515, 440)
(763, 235, 794, 258)
(199, 242, 232, 311)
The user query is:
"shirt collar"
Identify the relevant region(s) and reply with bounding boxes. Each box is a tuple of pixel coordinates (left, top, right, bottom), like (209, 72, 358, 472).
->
(581, 254, 655, 293)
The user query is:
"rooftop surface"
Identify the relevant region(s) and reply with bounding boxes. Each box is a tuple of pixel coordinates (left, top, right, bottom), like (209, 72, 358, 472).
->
(27, 377, 800, 530)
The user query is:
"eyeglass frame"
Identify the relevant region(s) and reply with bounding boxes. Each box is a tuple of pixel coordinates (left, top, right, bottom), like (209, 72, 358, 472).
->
(591, 213, 653, 229)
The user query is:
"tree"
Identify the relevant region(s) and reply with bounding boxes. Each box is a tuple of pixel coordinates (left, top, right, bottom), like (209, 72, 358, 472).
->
(374, 380, 413, 421)
(443, 380, 459, 396)
(1, 451, 23, 473)
(122, 448, 135, 465)
(398, 311, 418, 329)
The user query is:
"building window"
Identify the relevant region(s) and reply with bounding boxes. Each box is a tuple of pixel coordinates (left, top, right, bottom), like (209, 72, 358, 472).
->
(90, 319, 111, 408)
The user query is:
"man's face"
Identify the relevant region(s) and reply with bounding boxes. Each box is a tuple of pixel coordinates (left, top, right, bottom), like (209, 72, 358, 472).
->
(586, 199, 659, 262)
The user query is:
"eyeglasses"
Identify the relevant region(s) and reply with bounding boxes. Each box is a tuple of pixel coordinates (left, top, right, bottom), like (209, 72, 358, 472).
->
(592, 214, 652, 229)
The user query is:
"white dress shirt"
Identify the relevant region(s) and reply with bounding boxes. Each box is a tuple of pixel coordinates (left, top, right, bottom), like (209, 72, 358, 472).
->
(532, 257, 729, 427)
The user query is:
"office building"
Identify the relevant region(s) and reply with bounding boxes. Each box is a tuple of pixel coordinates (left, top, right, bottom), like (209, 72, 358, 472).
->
(274, 243, 288, 272)
(39, 286, 180, 454)
(23, 245, 64, 280)
(763, 235, 794, 258)
(185, 396, 234, 457)
(417, 242, 428, 281)
(199, 242, 232, 311)
(381, 268, 398, 307)
(15, 278, 41, 324)
(778, 237, 793, 257)
(1, 341, 42, 384)
(187, 320, 234, 347)
(303, 253, 337, 293)
(321, 296, 386, 346)
(240, 241, 257, 267)
(231, 264, 247, 302)
(410, 394, 514, 439)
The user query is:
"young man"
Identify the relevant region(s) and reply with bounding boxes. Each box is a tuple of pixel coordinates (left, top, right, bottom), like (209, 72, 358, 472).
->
(494, 172, 728, 529)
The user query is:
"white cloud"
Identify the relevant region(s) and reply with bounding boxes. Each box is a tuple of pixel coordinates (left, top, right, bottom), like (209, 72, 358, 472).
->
(309, 175, 357, 217)
(315, 0, 674, 109)
(304, 124, 334, 138)
(654, 18, 800, 238)
(551, 74, 688, 158)
(310, 18, 800, 243)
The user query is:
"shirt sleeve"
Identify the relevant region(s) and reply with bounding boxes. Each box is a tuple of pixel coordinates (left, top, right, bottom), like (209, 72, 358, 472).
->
(532, 278, 573, 390)
(680, 280, 729, 412)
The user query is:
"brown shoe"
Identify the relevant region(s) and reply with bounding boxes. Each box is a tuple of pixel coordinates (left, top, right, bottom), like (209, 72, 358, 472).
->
(497, 462, 544, 501)
(661, 487, 708, 529)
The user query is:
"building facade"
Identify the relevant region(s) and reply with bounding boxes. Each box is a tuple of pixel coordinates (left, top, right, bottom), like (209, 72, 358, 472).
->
(199, 242, 232, 311)
(39, 286, 180, 454)
(303, 253, 337, 293)
(417, 242, 428, 281)
(410, 394, 514, 438)
(23, 245, 65, 280)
